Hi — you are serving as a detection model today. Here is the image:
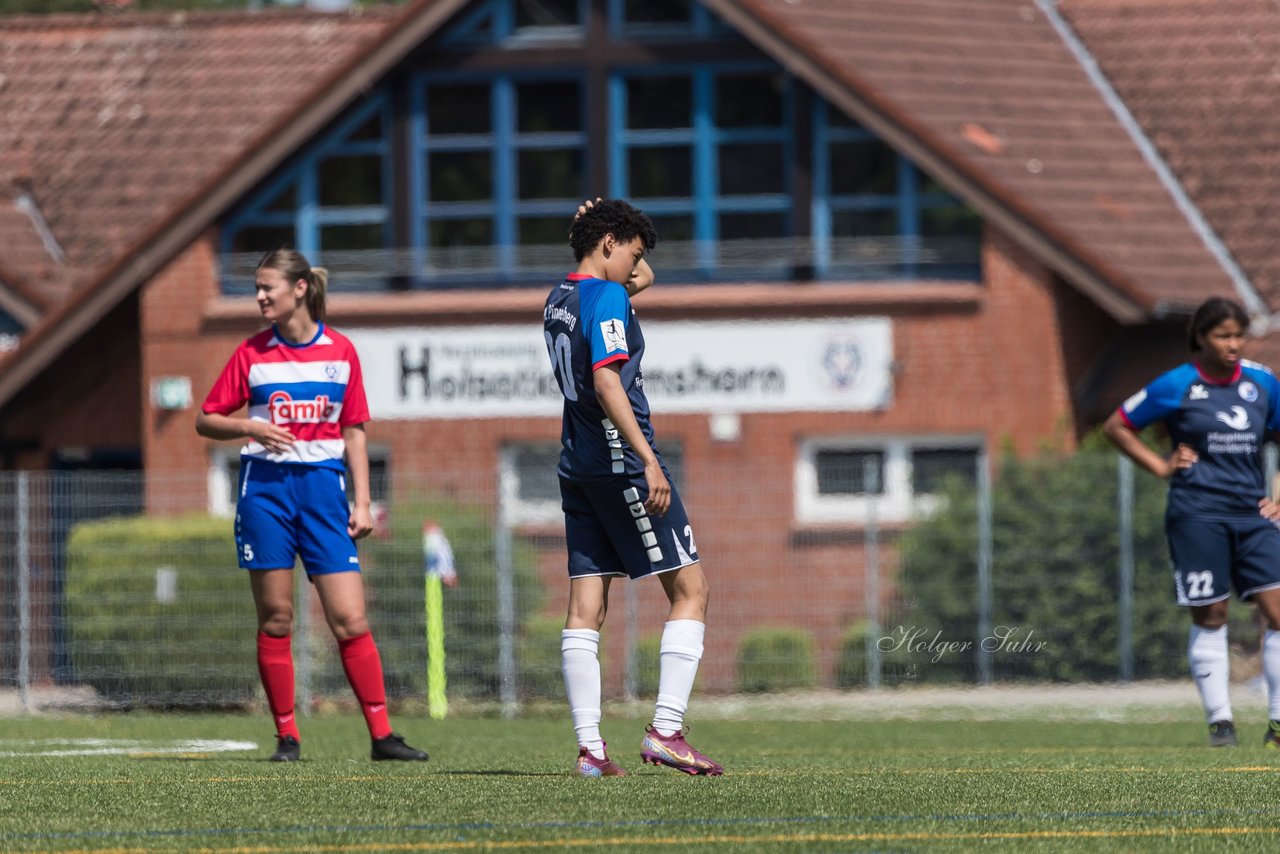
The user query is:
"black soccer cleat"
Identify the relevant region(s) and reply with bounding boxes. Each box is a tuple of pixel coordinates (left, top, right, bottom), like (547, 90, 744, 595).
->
(1208, 719, 1238, 747)
(371, 732, 429, 762)
(269, 735, 301, 762)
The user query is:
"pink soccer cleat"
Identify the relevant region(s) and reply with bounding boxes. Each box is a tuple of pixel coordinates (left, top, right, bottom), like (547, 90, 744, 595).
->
(575, 743, 628, 777)
(640, 725, 723, 776)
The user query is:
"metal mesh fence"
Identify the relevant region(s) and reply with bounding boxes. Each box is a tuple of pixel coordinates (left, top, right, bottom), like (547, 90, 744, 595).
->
(0, 450, 1271, 713)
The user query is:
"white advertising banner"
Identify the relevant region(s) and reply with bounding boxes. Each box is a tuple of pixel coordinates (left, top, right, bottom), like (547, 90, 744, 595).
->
(347, 318, 893, 419)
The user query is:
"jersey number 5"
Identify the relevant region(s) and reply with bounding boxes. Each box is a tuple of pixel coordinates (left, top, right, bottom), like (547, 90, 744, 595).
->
(544, 331, 578, 402)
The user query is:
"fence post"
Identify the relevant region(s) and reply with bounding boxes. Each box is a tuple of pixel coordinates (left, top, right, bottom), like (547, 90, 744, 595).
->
(1117, 454, 1135, 682)
(17, 471, 31, 714)
(863, 457, 881, 689)
(495, 470, 519, 718)
(976, 448, 993, 685)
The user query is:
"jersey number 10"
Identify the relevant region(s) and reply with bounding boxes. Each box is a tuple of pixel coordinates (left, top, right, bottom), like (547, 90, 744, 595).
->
(545, 331, 578, 402)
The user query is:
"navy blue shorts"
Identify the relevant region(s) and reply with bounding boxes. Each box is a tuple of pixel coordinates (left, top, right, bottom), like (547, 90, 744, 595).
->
(235, 460, 360, 575)
(1166, 515, 1280, 605)
(560, 472, 700, 580)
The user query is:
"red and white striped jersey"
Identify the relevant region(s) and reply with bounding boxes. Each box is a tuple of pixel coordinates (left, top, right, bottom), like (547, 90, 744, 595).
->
(201, 324, 370, 470)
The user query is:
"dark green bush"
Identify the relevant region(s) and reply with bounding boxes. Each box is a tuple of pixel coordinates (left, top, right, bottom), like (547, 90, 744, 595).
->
(892, 431, 1258, 683)
(65, 514, 254, 706)
(835, 621, 869, 688)
(632, 632, 663, 698)
(736, 627, 817, 693)
(518, 615, 567, 700)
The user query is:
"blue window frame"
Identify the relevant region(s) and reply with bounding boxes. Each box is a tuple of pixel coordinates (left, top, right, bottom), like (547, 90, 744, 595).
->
(412, 72, 588, 285)
(813, 102, 980, 280)
(221, 96, 391, 293)
(220, 2, 981, 291)
(607, 0, 732, 40)
(610, 64, 793, 280)
(441, 0, 588, 46)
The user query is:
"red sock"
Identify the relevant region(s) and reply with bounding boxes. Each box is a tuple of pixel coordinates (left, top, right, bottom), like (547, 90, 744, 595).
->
(257, 632, 299, 740)
(339, 632, 392, 739)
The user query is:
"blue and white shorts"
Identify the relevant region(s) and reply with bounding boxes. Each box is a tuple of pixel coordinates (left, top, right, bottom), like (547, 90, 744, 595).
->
(1166, 515, 1280, 605)
(235, 459, 360, 575)
(560, 469, 700, 580)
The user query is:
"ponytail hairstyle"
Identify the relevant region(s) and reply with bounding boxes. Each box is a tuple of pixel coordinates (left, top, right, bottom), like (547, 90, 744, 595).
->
(255, 249, 329, 323)
(1187, 296, 1248, 353)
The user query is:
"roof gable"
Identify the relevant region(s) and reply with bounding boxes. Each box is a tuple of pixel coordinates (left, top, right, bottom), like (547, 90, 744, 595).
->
(1062, 0, 1280, 313)
(706, 0, 1240, 318)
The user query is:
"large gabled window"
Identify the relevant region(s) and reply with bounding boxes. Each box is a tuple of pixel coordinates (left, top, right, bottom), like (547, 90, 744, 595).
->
(220, 0, 981, 292)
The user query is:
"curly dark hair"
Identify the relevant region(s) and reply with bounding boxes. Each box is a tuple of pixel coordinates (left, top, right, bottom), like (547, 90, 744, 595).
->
(568, 198, 658, 262)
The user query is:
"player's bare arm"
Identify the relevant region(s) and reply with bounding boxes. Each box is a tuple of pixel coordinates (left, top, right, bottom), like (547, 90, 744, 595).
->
(593, 363, 671, 516)
(1102, 410, 1196, 479)
(342, 423, 374, 540)
(195, 410, 296, 454)
(627, 258, 654, 296)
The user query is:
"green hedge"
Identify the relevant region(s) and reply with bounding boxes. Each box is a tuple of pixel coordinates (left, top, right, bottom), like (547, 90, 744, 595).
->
(66, 514, 254, 706)
(736, 626, 817, 693)
(892, 432, 1262, 683)
(518, 615, 568, 700)
(65, 495, 545, 707)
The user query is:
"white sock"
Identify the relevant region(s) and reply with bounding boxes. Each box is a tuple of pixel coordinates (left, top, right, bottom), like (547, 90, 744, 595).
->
(561, 629, 604, 759)
(1264, 629, 1280, 721)
(652, 619, 705, 737)
(1189, 624, 1232, 724)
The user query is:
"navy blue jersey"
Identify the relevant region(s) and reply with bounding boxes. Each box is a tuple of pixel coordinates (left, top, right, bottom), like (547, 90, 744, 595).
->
(1119, 360, 1280, 518)
(544, 273, 657, 481)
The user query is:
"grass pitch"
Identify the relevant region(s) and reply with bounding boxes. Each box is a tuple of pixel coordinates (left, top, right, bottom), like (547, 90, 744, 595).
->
(1, 695, 1279, 852)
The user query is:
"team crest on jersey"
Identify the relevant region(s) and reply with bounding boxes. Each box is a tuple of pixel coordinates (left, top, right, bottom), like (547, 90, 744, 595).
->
(1189, 384, 1208, 400)
(1239, 381, 1258, 402)
(601, 319, 628, 353)
(324, 363, 339, 380)
(267, 390, 335, 424)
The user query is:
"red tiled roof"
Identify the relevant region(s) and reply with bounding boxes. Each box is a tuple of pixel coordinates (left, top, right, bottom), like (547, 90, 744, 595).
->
(716, 0, 1239, 315)
(0, 199, 67, 309)
(0, 7, 397, 304)
(1061, 0, 1280, 312)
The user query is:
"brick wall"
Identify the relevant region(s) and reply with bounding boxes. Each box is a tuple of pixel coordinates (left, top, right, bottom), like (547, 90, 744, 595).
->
(135, 223, 1102, 691)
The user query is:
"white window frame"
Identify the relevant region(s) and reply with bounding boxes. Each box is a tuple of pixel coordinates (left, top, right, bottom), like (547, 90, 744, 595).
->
(208, 444, 391, 519)
(499, 442, 564, 526)
(795, 434, 984, 525)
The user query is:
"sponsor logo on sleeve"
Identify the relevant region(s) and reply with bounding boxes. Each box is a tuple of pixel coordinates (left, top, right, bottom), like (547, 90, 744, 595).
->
(600, 319, 628, 353)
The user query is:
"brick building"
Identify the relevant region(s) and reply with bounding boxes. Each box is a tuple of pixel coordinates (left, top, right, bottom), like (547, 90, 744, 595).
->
(3, 0, 1279, 690)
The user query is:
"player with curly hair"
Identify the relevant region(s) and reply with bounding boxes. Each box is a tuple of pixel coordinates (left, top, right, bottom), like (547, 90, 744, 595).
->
(543, 199, 723, 777)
